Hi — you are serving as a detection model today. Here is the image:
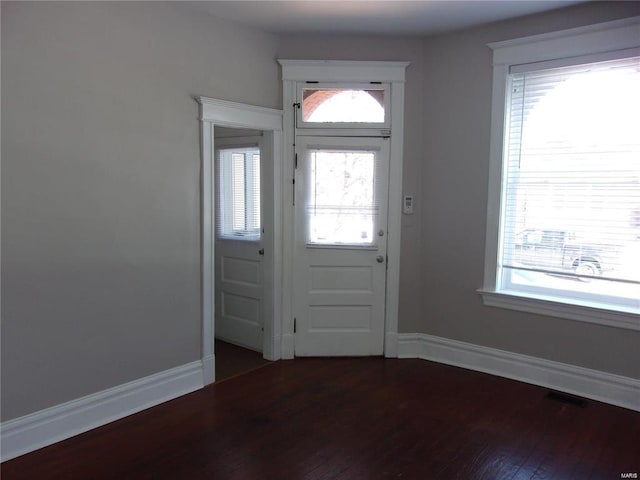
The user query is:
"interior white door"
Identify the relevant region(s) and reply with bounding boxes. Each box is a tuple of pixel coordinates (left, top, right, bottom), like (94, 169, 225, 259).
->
(215, 239, 264, 351)
(215, 137, 264, 352)
(293, 136, 390, 356)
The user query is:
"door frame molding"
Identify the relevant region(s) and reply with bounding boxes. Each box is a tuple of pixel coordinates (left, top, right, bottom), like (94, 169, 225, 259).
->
(196, 97, 284, 384)
(278, 60, 409, 358)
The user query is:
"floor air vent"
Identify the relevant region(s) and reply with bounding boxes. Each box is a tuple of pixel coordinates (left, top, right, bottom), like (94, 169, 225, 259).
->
(546, 390, 587, 407)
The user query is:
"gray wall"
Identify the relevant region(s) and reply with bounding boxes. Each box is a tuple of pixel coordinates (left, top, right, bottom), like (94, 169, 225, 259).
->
(417, 2, 640, 378)
(2, 1, 639, 423)
(1, 1, 280, 421)
(278, 1, 640, 379)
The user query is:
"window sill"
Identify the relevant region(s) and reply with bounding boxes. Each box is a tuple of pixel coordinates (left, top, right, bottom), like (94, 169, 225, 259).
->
(478, 289, 640, 331)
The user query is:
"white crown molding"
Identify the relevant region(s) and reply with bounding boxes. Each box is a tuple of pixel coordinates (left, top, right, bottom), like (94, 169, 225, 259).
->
(1, 361, 204, 462)
(398, 333, 640, 412)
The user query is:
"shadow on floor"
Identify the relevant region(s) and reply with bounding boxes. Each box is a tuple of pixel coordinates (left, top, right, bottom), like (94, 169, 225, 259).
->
(214, 339, 271, 382)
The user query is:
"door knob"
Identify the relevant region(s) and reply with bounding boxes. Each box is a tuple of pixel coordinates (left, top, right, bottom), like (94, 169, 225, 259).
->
(376, 255, 384, 263)
(258, 248, 265, 255)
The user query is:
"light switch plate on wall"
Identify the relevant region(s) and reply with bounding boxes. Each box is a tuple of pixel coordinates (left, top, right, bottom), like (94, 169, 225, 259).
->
(403, 195, 414, 214)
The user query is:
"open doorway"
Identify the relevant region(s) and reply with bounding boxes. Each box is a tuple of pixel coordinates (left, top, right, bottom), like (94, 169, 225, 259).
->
(213, 127, 272, 381)
(214, 339, 270, 381)
(197, 97, 283, 385)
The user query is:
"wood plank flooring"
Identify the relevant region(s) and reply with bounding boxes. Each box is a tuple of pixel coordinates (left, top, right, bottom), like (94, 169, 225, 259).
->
(214, 339, 271, 382)
(2, 357, 639, 479)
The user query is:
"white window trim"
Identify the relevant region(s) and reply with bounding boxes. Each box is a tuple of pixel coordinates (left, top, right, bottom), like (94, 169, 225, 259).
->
(480, 16, 640, 330)
(279, 60, 409, 358)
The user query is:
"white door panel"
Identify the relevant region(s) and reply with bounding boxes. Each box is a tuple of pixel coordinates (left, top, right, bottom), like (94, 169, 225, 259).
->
(216, 239, 264, 352)
(221, 254, 261, 287)
(294, 136, 389, 356)
(215, 137, 265, 352)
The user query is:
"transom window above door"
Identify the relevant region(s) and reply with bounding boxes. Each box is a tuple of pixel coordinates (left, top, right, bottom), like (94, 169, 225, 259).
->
(297, 83, 390, 128)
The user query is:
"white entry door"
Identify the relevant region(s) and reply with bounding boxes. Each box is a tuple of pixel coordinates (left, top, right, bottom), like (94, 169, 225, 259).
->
(293, 136, 390, 356)
(215, 138, 264, 352)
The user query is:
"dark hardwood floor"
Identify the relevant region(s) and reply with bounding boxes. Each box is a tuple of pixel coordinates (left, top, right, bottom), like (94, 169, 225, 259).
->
(214, 339, 271, 382)
(2, 357, 639, 479)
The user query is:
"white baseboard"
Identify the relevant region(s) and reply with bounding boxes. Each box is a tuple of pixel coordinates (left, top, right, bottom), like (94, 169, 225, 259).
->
(202, 354, 215, 385)
(4, 337, 637, 462)
(1, 361, 204, 462)
(398, 333, 640, 412)
(384, 332, 398, 358)
(281, 333, 295, 359)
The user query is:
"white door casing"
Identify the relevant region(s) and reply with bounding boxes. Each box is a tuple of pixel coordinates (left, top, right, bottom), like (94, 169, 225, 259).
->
(279, 60, 409, 359)
(198, 60, 407, 374)
(197, 97, 283, 384)
(293, 136, 390, 356)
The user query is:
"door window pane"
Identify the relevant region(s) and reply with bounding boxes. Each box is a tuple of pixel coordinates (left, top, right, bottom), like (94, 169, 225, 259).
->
(218, 147, 260, 239)
(307, 150, 377, 245)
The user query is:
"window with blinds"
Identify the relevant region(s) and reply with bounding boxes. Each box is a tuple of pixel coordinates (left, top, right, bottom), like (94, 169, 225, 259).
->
(306, 148, 377, 245)
(218, 146, 261, 239)
(497, 55, 640, 311)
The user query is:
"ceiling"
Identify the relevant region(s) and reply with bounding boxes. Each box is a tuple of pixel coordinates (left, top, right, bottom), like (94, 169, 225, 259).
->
(191, 1, 585, 36)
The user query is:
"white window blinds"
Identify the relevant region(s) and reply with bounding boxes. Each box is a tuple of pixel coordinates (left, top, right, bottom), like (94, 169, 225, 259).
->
(499, 55, 640, 311)
(306, 148, 377, 245)
(217, 147, 261, 239)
